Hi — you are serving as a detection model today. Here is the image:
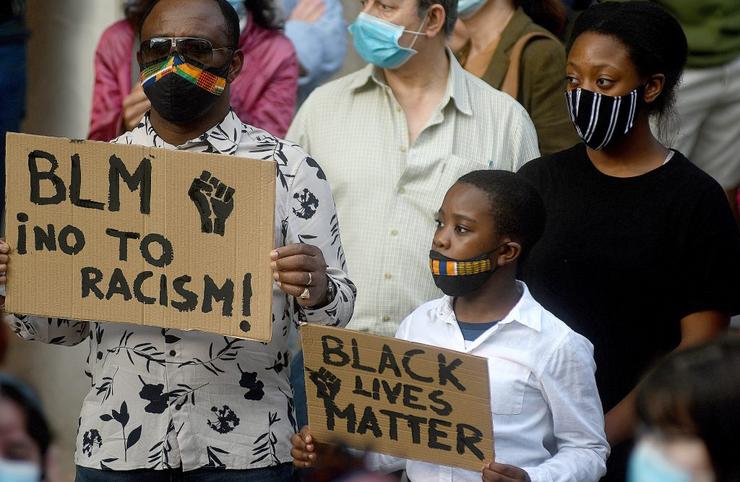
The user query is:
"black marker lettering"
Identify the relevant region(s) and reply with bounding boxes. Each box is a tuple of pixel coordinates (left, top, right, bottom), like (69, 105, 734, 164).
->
(428, 418, 452, 451)
(324, 400, 356, 433)
(242, 273, 252, 316)
(202, 275, 234, 316)
(80, 267, 104, 299)
(357, 406, 382, 438)
(28, 150, 65, 205)
(33, 224, 56, 252)
(351, 338, 376, 373)
(456, 423, 484, 460)
(378, 344, 402, 377)
(105, 228, 140, 261)
(16, 213, 28, 255)
(108, 155, 151, 214)
(58, 225, 85, 255)
(438, 354, 465, 391)
(403, 349, 433, 383)
(159, 273, 169, 307)
(402, 384, 426, 411)
(139, 233, 173, 268)
(70, 154, 104, 210)
(321, 335, 350, 367)
(171, 275, 198, 312)
(381, 380, 402, 404)
(429, 389, 453, 417)
(133, 271, 155, 305)
(106, 267, 133, 301)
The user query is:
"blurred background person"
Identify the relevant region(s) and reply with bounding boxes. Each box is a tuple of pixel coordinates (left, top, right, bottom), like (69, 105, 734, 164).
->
(88, 0, 298, 141)
(648, 0, 740, 225)
(630, 335, 740, 482)
(278, 0, 347, 103)
(0, 0, 28, 219)
(0, 374, 54, 482)
(452, 0, 579, 155)
(518, 2, 740, 480)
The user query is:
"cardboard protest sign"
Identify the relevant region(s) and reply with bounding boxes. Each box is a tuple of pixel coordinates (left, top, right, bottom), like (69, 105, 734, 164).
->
(301, 324, 494, 471)
(4, 133, 275, 341)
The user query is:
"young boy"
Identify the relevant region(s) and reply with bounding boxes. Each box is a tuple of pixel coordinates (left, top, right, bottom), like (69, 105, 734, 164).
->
(290, 170, 609, 482)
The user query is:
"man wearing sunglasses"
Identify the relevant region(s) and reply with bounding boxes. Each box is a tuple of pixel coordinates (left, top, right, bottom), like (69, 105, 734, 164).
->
(2, 0, 355, 480)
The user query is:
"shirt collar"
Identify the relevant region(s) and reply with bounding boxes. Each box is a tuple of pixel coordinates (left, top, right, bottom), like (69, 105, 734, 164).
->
(437, 281, 542, 332)
(132, 110, 243, 155)
(349, 49, 473, 117)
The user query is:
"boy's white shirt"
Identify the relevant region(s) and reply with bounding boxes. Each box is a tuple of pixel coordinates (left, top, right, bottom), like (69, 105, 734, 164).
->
(363, 281, 609, 482)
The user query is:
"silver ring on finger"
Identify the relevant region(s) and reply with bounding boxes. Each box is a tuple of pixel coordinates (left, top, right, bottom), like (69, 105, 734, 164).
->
(299, 287, 310, 300)
(306, 272, 312, 287)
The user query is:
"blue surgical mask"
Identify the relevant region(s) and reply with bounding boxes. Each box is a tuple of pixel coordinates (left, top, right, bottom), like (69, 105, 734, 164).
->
(457, 0, 487, 18)
(0, 459, 41, 482)
(348, 13, 427, 69)
(628, 441, 693, 482)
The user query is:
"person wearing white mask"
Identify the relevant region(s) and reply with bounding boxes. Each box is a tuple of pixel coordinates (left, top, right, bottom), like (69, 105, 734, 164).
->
(629, 336, 740, 482)
(286, 0, 539, 427)
(0, 376, 53, 482)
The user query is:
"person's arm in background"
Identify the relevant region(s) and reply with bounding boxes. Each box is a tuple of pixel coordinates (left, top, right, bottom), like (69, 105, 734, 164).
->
(283, 0, 347, 101)
(88, 21, 146, 141)
(520, 38, 580, 155)
(233, 36, 299, 138)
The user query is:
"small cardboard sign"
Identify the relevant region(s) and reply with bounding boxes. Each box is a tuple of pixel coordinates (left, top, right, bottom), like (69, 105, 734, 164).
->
(4, 133, 276, 341)
(301, 324, 494, 471)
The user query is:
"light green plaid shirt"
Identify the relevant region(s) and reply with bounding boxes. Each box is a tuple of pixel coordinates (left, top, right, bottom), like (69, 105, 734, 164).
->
(287, 52, 540, 336)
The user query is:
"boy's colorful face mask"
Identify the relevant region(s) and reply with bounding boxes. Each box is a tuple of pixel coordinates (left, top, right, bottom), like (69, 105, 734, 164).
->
(429, 249, 495, 297)
(139, 54, 229, 124)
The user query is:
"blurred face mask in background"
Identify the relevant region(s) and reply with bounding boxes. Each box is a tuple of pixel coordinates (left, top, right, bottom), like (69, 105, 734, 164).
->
(0, 459, 41, 482)
(628, 436, 715, 482)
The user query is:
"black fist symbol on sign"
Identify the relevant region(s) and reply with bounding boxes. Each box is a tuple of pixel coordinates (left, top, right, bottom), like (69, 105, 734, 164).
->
(307, 367, 342, 402)
(188, 170, 235, 236)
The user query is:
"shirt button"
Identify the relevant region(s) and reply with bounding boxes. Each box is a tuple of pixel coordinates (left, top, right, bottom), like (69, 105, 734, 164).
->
(398, 187, 406, 194)
(382, 315, 391, 322)
(395, 105, 402, 113)
(400, 146, 407, 153)
(384, 273, 392, 280)
(390, 229, 399, 236)
(169, 350, 176, 357)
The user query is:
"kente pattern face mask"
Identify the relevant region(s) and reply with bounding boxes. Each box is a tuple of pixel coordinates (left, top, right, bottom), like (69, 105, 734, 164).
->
(139, 54, 229, 123)
(429, 249, 495, 297)
(565, 87, 642, 150)
(348, 12, 426, 69)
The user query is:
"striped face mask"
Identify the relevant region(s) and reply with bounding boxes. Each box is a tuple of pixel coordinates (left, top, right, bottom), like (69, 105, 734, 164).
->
(139, 54, 229, 124)
(565, 87, 642, 150)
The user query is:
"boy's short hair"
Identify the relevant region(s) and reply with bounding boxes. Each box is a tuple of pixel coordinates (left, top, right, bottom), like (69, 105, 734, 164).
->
(456, 170, 545, 260)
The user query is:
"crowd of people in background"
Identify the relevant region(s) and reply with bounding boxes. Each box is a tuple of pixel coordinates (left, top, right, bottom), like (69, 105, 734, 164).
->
(0, 0, 739, 481)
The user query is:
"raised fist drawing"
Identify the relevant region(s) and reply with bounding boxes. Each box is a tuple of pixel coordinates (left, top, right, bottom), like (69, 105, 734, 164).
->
(188, 170, 235, 236)
(306, 367, 342, 401)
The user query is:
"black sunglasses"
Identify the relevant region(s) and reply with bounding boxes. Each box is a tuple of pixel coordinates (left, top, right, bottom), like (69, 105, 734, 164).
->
(140, 37, 234, 67)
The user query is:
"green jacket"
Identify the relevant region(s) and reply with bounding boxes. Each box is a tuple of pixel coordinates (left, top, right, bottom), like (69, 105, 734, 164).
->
(652, 0, 740, 68)
(458, 8, 579, 155)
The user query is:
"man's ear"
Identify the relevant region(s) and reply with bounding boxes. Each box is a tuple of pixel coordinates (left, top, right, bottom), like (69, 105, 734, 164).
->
(423, 4, 447, 38)
(227, 49, 244, 83)
(644, 73, 665, 105)
(496, 241, 522, 267)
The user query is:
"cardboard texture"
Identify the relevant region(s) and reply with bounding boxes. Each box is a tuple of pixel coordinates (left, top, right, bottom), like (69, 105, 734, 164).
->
(301, 324, 494, 472)
(4, 133, 276, 342)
